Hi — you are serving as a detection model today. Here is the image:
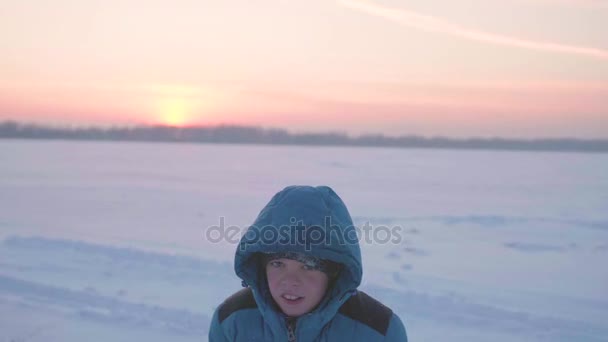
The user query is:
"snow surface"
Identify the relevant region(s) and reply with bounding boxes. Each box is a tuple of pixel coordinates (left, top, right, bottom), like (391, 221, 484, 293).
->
(1, 139, 607, 341)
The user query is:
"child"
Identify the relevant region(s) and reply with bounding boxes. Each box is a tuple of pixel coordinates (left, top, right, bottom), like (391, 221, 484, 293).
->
(209, 185, 408, 341)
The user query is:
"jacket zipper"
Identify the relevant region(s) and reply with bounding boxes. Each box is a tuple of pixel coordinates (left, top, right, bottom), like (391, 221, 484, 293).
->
(286, 317, 297, 342)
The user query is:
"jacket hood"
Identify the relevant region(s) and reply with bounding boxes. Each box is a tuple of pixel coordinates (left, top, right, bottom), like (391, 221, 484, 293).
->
(234, 185, 362, 336)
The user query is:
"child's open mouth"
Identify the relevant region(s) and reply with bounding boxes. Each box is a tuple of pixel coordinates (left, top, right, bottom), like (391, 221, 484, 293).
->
(281, 294, 304, 305)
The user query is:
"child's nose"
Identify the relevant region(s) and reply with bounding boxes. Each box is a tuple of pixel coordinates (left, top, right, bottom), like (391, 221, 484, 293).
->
(280, 270, 302, 286)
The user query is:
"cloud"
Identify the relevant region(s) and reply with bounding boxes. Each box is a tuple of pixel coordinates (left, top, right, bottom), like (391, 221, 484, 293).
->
(337, 0, 608, 60)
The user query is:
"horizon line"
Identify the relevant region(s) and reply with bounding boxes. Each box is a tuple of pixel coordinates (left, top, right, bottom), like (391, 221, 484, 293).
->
(2, 119, 608, 142)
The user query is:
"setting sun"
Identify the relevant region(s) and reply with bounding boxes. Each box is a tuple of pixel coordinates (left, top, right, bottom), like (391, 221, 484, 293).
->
(157, 97, 195, 127)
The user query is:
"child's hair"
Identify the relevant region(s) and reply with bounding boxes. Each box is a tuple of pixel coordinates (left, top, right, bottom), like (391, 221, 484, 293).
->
(260, 251, 342, 278)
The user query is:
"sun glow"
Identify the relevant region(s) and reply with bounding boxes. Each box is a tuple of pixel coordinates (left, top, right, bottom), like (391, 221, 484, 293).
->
(157, 97, 196, 127)
(144, 84, 232, 127)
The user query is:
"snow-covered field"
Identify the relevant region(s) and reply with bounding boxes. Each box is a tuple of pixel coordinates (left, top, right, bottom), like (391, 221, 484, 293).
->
(1, 139, 607, 341)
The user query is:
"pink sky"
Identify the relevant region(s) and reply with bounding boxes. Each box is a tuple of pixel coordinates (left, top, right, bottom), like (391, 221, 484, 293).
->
(1, 0, 607, 138)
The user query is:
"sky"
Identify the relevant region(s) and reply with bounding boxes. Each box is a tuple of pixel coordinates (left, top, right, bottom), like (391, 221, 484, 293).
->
(1, 0, 608, 138)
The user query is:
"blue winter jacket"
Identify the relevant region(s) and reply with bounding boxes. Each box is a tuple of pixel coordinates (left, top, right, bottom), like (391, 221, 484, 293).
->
(209, 185, 408, 341)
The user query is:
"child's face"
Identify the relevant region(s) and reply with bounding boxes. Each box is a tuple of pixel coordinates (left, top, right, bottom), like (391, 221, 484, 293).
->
(266, 258, 329, 317)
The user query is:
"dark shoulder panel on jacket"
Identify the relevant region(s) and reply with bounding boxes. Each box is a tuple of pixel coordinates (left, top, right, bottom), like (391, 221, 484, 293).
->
(338, 290, 393, 336)
(218, 287, 258, 323)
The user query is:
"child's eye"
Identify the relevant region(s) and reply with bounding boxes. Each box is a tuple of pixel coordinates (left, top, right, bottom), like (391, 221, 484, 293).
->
(269, 260, 283, 268)
(302, 264, 314, 271)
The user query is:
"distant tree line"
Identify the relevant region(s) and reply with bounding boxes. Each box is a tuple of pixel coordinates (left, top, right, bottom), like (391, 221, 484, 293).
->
(1, 120, 607, 153)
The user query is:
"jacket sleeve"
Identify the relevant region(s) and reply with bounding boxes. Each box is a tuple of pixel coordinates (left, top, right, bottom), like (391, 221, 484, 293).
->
(385, 312, 408, 341)
(208, 307, 229, 342)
